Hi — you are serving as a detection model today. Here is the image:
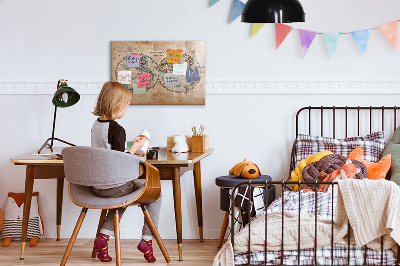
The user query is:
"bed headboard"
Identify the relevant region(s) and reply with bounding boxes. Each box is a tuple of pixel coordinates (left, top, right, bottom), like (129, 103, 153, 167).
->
(295, 106, 400, 138)
(290, 106, 400, 179)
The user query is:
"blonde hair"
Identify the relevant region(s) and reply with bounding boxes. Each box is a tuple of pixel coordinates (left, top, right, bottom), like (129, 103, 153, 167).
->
(93, 81, 132, 120)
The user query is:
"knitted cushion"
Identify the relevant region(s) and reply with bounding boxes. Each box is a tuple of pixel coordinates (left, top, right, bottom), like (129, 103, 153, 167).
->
(295, 131, 385, 167)
(302, 154, 368, 185)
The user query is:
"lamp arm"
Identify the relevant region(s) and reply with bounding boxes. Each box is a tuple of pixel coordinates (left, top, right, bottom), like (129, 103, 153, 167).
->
(50, 105, 57, 148)
(50, 79, 61, 148)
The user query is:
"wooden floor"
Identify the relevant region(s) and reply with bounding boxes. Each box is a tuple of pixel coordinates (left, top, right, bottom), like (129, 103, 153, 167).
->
(0, 239, 221, 265)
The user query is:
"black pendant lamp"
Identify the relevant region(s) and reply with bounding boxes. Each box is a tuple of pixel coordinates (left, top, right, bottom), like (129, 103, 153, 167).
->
(242, 0, 305, 23)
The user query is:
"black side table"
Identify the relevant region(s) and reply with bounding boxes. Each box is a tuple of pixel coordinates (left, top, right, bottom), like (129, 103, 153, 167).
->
(215, 175, 275, 248)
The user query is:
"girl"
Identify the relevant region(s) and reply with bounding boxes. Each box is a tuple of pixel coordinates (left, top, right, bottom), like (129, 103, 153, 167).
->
(91, 81, 162, 263)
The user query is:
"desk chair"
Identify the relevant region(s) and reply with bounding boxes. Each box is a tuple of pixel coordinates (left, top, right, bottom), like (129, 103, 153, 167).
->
(60, 146, 171, 265)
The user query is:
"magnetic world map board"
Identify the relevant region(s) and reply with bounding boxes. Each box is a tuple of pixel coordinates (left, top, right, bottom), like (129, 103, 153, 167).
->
(111, 41, 206, 105)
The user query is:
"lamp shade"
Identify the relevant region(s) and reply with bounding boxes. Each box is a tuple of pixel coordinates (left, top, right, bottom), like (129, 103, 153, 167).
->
(241, 0, 305, 23)
(52, 84, 80, 108)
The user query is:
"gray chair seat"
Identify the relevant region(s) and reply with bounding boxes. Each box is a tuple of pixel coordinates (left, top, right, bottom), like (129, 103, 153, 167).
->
(69, 180, 145, 208)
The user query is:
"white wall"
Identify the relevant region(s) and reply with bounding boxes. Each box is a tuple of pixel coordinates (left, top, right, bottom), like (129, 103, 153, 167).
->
(1, 0, 400, 240)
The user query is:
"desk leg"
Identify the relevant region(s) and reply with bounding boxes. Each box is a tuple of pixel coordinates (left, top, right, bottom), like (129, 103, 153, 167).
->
(193, 161, 203, 242)
(172, 167, 183, 261)
(56, 178, 64, 241)
(20, 165, 34, 259)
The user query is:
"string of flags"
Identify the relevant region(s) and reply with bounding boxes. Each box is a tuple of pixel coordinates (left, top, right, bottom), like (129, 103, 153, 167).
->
(210, 0, 399, 58)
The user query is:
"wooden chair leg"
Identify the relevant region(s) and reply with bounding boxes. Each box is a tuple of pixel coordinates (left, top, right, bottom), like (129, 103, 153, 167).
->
(114, 210, 121, 266)
(141, 205, 171, 263)
(217, 211, 230, 248)
(60, 208, 88, 266)
(92, 209, 108, 258)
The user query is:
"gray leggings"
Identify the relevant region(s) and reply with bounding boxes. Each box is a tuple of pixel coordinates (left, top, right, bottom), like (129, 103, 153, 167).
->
(92, 180, 162, 240)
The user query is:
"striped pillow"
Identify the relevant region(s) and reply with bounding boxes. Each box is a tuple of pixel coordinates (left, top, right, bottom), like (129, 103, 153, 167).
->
(294, 131, 385, 166)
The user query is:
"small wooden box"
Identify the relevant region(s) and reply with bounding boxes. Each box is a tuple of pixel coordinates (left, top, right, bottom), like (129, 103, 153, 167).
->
(167, 136, 192, 151)
(191, 135, 209, 153)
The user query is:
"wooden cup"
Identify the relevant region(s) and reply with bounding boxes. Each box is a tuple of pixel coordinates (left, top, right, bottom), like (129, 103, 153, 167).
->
(191, 135, 209, 153)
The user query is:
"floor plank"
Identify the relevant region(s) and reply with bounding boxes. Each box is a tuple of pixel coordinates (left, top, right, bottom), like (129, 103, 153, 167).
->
(0, 239, 221, 265)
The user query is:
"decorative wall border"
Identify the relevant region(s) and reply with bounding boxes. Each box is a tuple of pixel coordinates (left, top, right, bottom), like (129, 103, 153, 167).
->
(0, 81, 399, 95)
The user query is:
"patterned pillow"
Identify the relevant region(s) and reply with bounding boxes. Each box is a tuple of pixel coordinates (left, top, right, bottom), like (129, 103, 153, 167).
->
(294, 131, 385, 166)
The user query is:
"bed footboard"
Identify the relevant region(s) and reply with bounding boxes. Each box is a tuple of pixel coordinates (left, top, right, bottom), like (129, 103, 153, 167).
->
(230, 180, 400, 266)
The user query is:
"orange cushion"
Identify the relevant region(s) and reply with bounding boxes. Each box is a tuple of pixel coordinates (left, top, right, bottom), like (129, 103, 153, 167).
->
(347, 146, 391, 180)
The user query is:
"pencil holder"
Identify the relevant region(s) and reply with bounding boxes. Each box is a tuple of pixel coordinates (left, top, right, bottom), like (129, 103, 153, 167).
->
(191, 135, 209, 153)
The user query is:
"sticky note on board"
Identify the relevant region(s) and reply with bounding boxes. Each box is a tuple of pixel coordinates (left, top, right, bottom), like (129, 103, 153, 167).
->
(132, 86, 147, 94)
(126, 53, 140, 68)
(164, 73, 179, 86)
(166, 49, 182, 64)
(186, 67, 200, 82)
(118, 71, 132, 84)
(136, 73, 151, 88)
(172, 62, 187, 75)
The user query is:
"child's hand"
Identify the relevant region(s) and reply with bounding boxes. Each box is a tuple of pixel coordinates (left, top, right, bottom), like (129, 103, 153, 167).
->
(129, 137, 147, 155)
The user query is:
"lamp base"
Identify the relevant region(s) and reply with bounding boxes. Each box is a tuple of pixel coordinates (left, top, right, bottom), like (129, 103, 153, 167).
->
(38, 137, 76, 154)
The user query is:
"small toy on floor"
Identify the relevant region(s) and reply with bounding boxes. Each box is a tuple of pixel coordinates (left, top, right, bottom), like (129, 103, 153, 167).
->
(1, 192, 44, 247)
(0, 208, 3, 232)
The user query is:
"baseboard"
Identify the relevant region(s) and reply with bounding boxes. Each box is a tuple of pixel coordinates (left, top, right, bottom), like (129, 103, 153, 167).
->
(1, 81, 399, 95)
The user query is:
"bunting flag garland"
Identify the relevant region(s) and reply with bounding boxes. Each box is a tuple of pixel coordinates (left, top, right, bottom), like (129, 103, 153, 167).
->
(298, 30, 317, 58)
(209, 0, 220, 8)
(229, 0, 245, 24)
(323, 33, 341, 58)
(378, 21, 398, 50)
(275, 23, 293, 49)
(351, 29, 370, 55)
(251, 23, 266, 38)
(207, 4, 400, 57)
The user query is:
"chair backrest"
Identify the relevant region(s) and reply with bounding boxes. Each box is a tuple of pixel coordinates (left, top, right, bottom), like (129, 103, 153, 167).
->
(62, 146, 145, 187)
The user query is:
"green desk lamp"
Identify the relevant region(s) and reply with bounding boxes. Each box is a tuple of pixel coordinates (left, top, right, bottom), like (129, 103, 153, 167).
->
(38, 79, 80, 154)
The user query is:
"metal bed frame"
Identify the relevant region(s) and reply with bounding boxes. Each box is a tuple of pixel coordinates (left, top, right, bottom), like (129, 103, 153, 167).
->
(230, 106, 400, 266)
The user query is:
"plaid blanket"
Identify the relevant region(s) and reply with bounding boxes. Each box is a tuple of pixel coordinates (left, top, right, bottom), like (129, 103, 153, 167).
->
(234, 191, 397, 265)
(266, 190, 336, 220)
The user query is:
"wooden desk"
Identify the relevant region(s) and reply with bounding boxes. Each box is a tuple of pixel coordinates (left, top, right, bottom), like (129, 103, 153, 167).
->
(10, 147, 213, 261)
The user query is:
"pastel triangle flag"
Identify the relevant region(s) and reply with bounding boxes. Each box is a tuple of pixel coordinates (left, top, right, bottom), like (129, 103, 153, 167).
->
(229, 0, 245, 24)
(323, 33, 341, 58)
(298, 29, 317, 58)
(275, 23, 293, 49)
(378, 21, 398, 50)
(351, 29, 370, 55)
(209, 0, 220, 7)
(251, 23, 266, 38)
